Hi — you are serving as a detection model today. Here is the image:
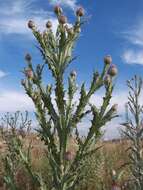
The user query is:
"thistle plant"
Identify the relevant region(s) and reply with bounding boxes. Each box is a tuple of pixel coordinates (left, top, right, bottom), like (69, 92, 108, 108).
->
(21, 5, 118, 190)
(122, 75, 143, 190)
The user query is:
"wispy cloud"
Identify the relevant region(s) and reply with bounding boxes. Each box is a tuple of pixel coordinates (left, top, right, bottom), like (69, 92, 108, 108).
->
(0, 70, 7, 78)
(122, 18, 143, 64)
(123, 21, 143, 46)
(49, 0, 78, 10)
(122, 49, 143, 65)
(0, 0, 57, 37)
(0, 90, 34, 112)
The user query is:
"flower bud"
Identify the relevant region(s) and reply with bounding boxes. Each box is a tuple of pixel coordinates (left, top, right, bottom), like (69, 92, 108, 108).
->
(67, 28, 74, 35)
(25, 53, 32, 62)
(108, 64, 118, 77)
(104, 75, 111, 86)
(104, 55, 112, 65)
(54, 5, 63, 15)
(28, 20, 35, 29)
(65, 151, 74, 161)
(25, 69, 33, 79)
(43, 30, 47, 38)
(46, 21, 52, 28)
(21, 79, 26, 86)
(76, 7, 85, 17)
(76, 27, 81, 33)
(65, 24, 69, 30)
(112, 104, 118, 112)
(58, 15, 67, 24)
(70, 70, 77, 79)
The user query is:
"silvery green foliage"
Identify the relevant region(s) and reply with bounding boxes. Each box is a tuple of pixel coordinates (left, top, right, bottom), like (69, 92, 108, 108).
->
(21, 6, 118, 190)
(122, 76, 143, 190)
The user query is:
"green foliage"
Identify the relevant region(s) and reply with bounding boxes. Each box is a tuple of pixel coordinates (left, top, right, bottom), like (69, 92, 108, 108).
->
(1, 5, 118, 190)
(122, 75, 143, 190)
(21, 5, 118, 190)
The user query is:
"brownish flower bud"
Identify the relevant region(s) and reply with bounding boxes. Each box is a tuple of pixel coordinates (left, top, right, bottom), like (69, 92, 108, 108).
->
(70, 70, 77, 78)
(25, 69, 33, 79)
(54, 5, 63, 14)
(46, 21, 52, 28)
(104, 55, 112, 65)
(104, 75, 111, 86)
(76, 7, 85, 17)
(25, 53, 32, 62)
(112, 104, 118, 112)
(28, 20, 35, 29)
(65, 151, 74, 161)
(108, 64, 118, 77)
(58, 15, 67, 24)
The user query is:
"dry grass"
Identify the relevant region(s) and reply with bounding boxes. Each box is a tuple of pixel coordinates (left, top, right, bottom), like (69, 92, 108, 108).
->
(0, 136, 132, 190)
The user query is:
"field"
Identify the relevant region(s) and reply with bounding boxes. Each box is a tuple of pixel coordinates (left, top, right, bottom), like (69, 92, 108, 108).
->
(0, 135, 133, 190)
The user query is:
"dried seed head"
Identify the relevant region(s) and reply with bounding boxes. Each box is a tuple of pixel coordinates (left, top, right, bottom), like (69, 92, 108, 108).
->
(76, 7, 85, 17)
(58, 15, 67, 24)
(25, 53, 32, 62)
(112, 104, 118, 112)
(70, 70, 77, 78)
(28, 20, 35, 29)
(25, 69, 33, 79)
(104, 55, 112, 65)
(65, 151, 74, 161)
(46, 21, 52, 28)
(54, 5, 63, 15)
(108, 64, 118, 77)
(104, 75, 111, 86)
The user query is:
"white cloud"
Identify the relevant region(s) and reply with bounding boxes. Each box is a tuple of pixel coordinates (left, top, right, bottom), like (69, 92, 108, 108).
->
(0, 91, 34, 112)
(122, 49, 143, 65)
(122, 19, 143, 65)
(0, 0, 58, 36)
(0, 87, 128, 139)
(123, 21, 143, 46)
(0, 70, 7, 78)
(49, 0, 77, 10)
(90, 91, 127, 114)
(77, 90, 128, 139)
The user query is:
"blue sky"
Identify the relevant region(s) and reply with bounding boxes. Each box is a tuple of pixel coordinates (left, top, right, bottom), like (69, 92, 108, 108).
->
(0, 0, 143, 138)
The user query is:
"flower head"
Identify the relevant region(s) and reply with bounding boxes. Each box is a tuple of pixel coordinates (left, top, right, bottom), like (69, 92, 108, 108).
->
(28, 20, 35, 29)
(25, 53, 32, 62)
(76, 7, 85, 17)
(54, 5, 63, 15)
(108, 64, 118, 77)
(104, 55, 112, 65)
(25, 69, 33, 79)
(70, 70, 77, 79)
(59, 15, 67, 24)
(104, 74, 111, 86)
(65, 151, 74, 161)
(46, 21, 52, 28)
